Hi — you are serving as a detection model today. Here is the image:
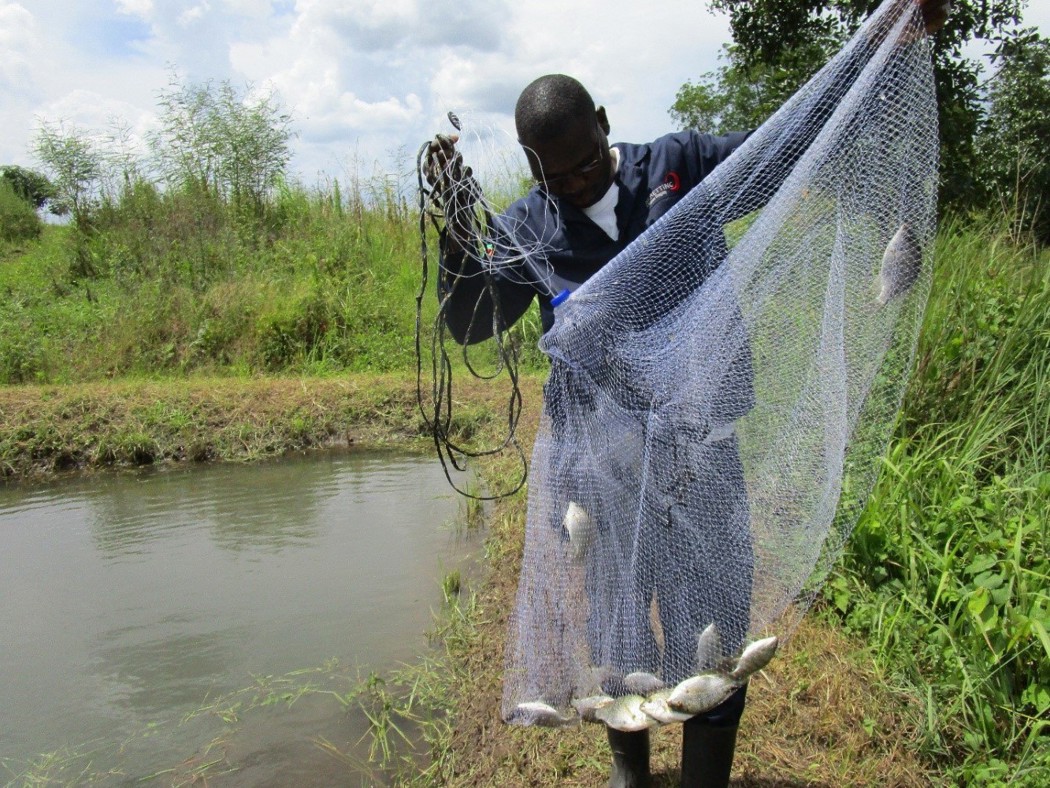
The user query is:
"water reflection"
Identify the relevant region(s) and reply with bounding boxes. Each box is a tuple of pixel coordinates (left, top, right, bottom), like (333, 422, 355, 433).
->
(85, 460, 333, 556)
(0, 450, 475, 782)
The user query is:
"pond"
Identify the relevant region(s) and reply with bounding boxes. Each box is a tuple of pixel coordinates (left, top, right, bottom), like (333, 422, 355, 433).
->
(0, 450, 479, 785)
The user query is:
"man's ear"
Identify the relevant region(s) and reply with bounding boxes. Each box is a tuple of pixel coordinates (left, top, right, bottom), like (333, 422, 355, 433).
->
(596, 105, 610, 136)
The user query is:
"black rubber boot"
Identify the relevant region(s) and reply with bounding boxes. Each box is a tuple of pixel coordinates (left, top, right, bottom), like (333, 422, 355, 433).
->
(607, 726, 651, 788)
(680, 718, 739, 788)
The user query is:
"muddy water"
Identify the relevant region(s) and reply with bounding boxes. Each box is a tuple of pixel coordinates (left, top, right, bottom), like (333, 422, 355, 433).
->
(0, 450, 479, 785)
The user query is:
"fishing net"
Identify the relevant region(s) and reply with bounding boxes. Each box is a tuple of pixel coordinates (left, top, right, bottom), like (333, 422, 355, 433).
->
(502, 0, 938, 729)
(423, 0, 938, 730)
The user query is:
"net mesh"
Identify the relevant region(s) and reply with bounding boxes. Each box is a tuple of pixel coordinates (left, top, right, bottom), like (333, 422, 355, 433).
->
(500, 0, 938, 728)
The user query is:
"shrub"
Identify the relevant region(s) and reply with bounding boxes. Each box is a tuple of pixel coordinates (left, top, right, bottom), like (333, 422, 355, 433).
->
(0, 180, 43, 243)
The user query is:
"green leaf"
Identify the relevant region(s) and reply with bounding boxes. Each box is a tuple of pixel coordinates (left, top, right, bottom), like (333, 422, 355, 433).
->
(968, 587, 990, 617)
(1031, 618, 1050, 660)
(974, 571, 1005, 590)
(965, 554, 998, 575)
(1021, 683, 1050, 714)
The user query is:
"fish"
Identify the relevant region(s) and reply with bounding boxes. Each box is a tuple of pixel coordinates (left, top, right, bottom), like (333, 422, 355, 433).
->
(572, 694, 614, 722)
(624, 671, 665, 694)
(594, 694, 656, 732)
(730, 636, 779, 681)
(667, 672, 738, 715)
(877, 223, 923, 305)
(695, 623, 723, 670)
(508, 701, 576, 727)
(564, 501, 594, 560)
(640, 689, 694, 725)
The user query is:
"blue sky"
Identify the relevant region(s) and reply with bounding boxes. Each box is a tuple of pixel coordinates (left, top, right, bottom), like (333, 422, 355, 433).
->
(2, 1, 1048, 188)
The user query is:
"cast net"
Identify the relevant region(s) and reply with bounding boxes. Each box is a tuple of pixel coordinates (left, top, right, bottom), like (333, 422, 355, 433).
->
(499, 0, 938, 729)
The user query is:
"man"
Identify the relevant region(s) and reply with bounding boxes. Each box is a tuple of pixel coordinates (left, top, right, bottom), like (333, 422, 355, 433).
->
(425, 3, 948, 785)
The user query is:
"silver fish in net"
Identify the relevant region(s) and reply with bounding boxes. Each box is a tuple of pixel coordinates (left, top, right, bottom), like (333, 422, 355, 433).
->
(877, 223, 923, 305)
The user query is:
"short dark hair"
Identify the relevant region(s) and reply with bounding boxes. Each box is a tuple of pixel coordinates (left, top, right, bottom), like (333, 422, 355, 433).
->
(515, 74, 596, 146)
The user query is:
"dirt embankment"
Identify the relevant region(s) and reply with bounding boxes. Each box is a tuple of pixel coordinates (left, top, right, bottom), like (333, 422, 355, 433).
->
(0, 374, 527, 479)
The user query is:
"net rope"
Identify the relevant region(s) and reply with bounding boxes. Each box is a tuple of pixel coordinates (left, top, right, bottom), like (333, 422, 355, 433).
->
(495, 0, 938, 729)
(414, 116, 559, 499)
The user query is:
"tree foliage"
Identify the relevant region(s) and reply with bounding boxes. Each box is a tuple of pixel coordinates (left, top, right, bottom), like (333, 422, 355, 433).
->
(0, 165, 56, 210)
(150, 73, 294, 206)
(976, 28, 1050, 243)
(32, 121, 104, 221)
(672, 44, 799, 133)
(672, 0, 1029, 212)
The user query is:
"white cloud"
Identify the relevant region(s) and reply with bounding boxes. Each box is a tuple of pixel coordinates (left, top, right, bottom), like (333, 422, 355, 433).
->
(0, 2, 42, 96)
(177, 2, 211, 27)
(307, 0, 413, 51)
(115, 0, 153, 16)
(35, 89, 156, 139)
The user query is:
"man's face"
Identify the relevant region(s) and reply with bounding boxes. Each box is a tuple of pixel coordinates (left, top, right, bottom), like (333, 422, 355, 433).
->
(523, 114, 615, 209)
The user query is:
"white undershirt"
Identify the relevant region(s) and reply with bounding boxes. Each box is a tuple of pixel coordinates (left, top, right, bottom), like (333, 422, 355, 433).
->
(582, 147, 621, 241)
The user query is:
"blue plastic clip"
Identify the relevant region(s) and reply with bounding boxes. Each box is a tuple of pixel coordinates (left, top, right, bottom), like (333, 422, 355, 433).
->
(551, 288, 571, 307)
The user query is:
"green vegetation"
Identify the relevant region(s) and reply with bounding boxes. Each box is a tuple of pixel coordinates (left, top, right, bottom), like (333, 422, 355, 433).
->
(0, 180, 42, 244)
(831, 216, 1050, 785)
(0, 184, 545, 386)
(676, 1, 1048, 221)
(0, 184, 411, 381)
(0, 165, 56, 212)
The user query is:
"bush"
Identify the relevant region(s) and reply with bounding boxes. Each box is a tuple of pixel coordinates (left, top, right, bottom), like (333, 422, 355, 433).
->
(0, 180, 43, 243)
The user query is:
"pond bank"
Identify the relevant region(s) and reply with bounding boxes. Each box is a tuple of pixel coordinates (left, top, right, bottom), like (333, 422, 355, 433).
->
(0, 374, 534, 480)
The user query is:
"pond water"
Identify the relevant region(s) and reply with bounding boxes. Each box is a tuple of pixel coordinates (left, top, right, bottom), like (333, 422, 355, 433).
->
(0, 450, 479, 785)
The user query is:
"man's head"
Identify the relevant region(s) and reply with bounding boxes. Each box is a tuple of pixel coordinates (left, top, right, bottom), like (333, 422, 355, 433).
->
(514, 74, 615, 209)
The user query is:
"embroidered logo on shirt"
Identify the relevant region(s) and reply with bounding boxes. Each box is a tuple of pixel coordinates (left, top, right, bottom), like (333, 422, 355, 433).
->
(646, 171, 681, 208)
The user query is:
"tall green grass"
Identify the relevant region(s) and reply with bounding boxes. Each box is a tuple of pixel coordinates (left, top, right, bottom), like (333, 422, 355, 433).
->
(0, 175, 546, 383)
(831, 215, 1049, 785)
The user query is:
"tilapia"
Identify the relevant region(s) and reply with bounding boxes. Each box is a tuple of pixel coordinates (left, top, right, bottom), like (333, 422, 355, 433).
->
(877, 223, 923, 305)
(508, 701, 576, 727)
(667, 672, 738, 715)
(572, 694, 614, 722)
(594, 694, 656, 732)
(564, 501, 594, 560)
(640, 689, 694, 724)
(624, 671, 665, 695)
(730, 636, 779, 681)
(695, 623, 723, 670)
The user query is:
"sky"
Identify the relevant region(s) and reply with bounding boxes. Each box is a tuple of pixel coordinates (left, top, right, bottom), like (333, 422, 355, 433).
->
(3, 1, 1050, 189)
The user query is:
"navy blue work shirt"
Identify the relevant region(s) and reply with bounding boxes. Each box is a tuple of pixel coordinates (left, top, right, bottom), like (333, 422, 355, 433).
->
(438, 129, 751, 345)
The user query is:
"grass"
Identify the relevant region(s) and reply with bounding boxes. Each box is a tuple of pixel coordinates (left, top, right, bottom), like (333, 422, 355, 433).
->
(0, 175, 547, 385)
(831, 214, 1050, 785)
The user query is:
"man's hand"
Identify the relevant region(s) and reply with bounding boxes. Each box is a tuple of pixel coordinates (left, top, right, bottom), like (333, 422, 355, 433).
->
(424, 133, 463, 189)
(917, 0, 950, 35)
(424, 132, 479, 257)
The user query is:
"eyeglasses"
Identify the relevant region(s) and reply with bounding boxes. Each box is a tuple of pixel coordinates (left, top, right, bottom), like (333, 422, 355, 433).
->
(537, 123, 605, 190)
